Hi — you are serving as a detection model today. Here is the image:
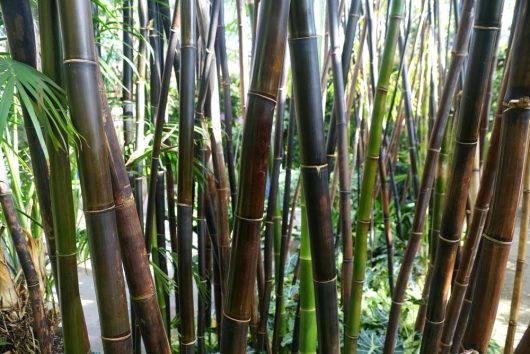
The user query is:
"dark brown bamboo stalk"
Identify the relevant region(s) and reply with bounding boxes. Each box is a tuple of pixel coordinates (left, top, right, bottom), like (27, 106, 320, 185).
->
(0, 154, 52, 354)
(265, 56, 288, 352)
(216, 0, 238, 210)
(462, 3, 530, 349)
(420, 1, 504, 350)
(0, 0, 58, 292)
(383, 0, 476, 351)
(505, 127, 530, 354)
(220, 0, 290, 351)
(289, 0, 340, 351)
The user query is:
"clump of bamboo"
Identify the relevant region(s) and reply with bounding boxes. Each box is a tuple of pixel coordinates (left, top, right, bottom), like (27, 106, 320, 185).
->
(383, 0, 475, 350)
(420, 0, 504, 351)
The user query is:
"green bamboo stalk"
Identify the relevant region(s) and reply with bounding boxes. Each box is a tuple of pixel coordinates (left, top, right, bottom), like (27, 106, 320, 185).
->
(462, 3, 530, 349)
(344, 0, 404, 351)
(0, 153, 52, 354)
(288, 0, 339, 350)
(420, 1, 504, 350)
(56, 0, 132, 351)
(383, 0, 475, 350)
(38, 0, 90, 352)
(220, 0, 290, 351)
(298, 187, 317, 354)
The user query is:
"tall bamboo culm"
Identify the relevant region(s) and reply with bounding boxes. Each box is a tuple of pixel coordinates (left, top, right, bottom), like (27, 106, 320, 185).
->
(383, 0, 475, 350)
(177, 0, 197, 351)
(463, 2, 530, 350)
(220, 0, 290, 351)
(56, 0, 132, 351)
(289, 0, 340, 351)
(38, 0, 91, 352)
(344, 0, 404, 352)
(420, 1, 504, 351)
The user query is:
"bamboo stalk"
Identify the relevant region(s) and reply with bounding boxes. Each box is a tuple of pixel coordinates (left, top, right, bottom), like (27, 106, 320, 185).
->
(289, 0, 340, 350)
(505, 122, 530, 354)
(462, 4, 530, 349)
(38, 0, 90, 352)
(265, 56, 288, 352)
(344, 0, 404, 351)
(176, 0, 196, 350)
(0, 153, 52, 354)
(220, 1, 290, 351)
(383, 0, 475, 350)
(514, 323, 530, 354)
(298, 187, 317, 354)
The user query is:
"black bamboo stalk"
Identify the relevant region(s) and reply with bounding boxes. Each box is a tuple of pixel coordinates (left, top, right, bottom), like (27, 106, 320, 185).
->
(383, 0, 475, 350)
(176, 0, 196, 350)
(289, 0, 340, 350)
(220, 0, 290, 351)
(155, 172, 170, 333)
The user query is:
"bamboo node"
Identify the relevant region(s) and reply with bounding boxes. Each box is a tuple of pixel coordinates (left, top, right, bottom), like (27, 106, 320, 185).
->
(345, 333, 358, 340)
(358, 219, 371, 225)
(503, 97, 530, 111)
(63, 58, 98, 65)
(300, 163, 328, 176)
(482, 233, 512, 246)
(289, 34, 318, 41)
(450, 50, 468, 57)
(389, 15, 404, 20)
(56, 252, 77, 258)
(473, 25, 500, 30)
(84, 204, 115, 214)
(181, 338, 197, 345)
(438, 234, 460, 244)
(428, 147, 441, 153)
(116, 196, 136, 210)
(313, 275, 337, 284)
(223, 311, 251, 323)
(392, 299, 405, 305)
(235, 214, 263, 223)
(177, 202, 193, 208)
(102, 332, 132, 342)
(425, 318, 445, 325)
(248, 90, 277, 104)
